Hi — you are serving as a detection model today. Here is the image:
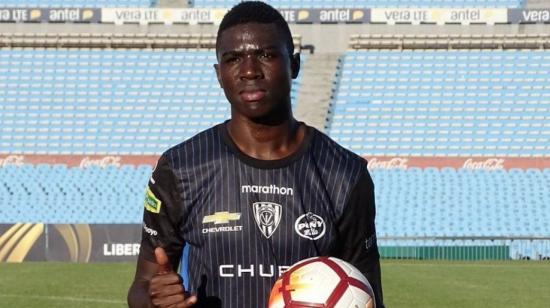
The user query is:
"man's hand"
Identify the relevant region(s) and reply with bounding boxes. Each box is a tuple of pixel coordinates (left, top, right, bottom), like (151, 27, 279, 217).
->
(366, 297, 374, 308)
(149, 247, 197, 308)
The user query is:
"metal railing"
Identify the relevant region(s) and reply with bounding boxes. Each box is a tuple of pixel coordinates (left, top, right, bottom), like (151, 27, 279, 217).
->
(379, 236, 550, 261)
(0, 32, 302, 50)
(349, 33, 550, 50)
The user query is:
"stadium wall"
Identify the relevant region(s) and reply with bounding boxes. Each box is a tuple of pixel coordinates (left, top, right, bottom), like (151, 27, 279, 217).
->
(0, 223, 141, 262)
(1, 6, 548, 263)
(2, 23, 550, 53)
(1, 154, 549, 170)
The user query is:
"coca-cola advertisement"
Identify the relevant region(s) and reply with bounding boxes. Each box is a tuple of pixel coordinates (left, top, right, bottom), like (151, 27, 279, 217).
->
(0, 155, 25, 167)
(80, 156, 122, 168)
(0, 154, 157, 167)
(367, 157, 408, 169)
(462, 158, 505, 170)
(362, 156, 548, 170)
(1, 154, 547, 170)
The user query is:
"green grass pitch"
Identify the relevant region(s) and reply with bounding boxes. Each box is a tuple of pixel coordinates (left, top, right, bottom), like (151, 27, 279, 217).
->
(0, 260, 549, 307)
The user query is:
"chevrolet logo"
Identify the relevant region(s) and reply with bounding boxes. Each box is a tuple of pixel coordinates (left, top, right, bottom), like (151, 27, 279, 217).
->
(202, 212, 241, 225)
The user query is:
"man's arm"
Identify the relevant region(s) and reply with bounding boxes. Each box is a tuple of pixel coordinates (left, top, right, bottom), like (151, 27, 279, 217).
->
(128, 154, 195, 307)
(128, 255, 159, 308)
(327, 169, 385, 308)
(128, 248, 196, 308)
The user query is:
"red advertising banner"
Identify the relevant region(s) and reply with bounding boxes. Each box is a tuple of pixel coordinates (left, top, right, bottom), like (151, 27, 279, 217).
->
(0, 154, 158, 168)
(363, 156, 550, 170)
(1, 154, 549, 170)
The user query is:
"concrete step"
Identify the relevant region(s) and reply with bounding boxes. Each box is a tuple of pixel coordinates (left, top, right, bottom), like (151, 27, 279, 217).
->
(294, 52, 341, 132)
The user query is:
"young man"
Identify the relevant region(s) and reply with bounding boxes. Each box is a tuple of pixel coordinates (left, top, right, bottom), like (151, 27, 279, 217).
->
(128, 2, 384, 307)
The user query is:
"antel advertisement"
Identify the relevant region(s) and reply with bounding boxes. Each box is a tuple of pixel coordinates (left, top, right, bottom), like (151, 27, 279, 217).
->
(370, 8, 508, 25)
(1, 7, 549, 24)
(0, 7, 100, 22)
(100, 8, 226, 25)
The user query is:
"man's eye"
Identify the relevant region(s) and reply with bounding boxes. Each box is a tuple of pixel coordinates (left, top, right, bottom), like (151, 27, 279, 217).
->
(259, 53, 273, 59)
(225, 57, 239, 63)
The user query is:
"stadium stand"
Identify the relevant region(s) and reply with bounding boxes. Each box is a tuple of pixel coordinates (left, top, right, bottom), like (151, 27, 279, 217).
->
(0, 0, 153, 7)
(373, 167, 550, 259)
(0, 0, 548, 264)
(1, 165, 547, 234)
(1, 165, 547, 258)
(0, 164, 150, 224)
(191, 0, 524, 8)
(0, 49, 303, 155)
(371, 167, 550, 238)
(328, 50, 550, 157)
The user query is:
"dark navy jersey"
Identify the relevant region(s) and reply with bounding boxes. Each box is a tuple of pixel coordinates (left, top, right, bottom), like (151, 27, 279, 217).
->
(140, 122, 384, 308)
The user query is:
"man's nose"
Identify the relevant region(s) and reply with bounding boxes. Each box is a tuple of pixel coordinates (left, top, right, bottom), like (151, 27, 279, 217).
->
(239, 55, 263, 80)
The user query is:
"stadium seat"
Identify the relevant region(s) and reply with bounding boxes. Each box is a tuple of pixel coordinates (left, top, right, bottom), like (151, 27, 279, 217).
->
(2, 165, 547, 245)
(328, 50, 550, 157)
(0, 164, 151, 223)
(0, 49, 304, 155)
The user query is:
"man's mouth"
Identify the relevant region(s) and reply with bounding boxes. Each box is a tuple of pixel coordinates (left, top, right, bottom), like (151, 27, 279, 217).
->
(240, 90, 266, 102)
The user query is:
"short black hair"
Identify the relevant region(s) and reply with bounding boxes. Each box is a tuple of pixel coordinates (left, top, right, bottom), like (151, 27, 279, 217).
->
(216, 1, 294, 56)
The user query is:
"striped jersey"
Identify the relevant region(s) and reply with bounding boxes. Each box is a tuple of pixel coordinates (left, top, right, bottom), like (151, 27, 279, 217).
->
(140, 121, 384, 308)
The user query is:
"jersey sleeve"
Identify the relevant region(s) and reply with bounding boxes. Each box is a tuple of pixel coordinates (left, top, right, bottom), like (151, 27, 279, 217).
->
(139, 154, 185, 269)
(327, 167, 385, 308)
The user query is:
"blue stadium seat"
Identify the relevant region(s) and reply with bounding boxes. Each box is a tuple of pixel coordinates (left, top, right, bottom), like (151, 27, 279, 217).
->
(0, 49, 304, 155)
(0, 164, 151, 223)
(370, 167, 550, 240)
(328, 50, 550, 157)
(2, 165, 548, 237)
(3, 164, 547, 258)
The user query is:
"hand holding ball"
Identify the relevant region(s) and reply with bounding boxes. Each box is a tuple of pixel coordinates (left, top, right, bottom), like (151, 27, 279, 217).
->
(269, 257, 375, 308)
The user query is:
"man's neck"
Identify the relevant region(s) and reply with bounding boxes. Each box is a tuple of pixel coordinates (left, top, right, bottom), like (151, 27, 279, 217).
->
(226, 115, 306, 161)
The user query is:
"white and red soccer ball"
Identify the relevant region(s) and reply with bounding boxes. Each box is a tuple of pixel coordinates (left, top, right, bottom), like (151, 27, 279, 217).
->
(269, 256, 375, 308)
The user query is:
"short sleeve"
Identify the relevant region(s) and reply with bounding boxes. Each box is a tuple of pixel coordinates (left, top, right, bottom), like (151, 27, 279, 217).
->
(139, 154, 185, 268)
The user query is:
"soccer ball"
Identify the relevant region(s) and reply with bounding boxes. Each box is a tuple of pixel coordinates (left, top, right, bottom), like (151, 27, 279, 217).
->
(268, 256, 375, 308)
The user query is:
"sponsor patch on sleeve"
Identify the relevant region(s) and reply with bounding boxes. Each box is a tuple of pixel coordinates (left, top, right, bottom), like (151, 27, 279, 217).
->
(365, 234, 376, 252)
(144, 187, 162, 213)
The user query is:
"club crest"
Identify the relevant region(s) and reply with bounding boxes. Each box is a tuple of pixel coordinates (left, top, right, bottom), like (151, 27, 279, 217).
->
(252, 202, 282, 239)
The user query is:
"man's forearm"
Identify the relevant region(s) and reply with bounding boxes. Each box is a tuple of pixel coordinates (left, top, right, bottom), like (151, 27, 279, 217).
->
(128, 280, 153, 308)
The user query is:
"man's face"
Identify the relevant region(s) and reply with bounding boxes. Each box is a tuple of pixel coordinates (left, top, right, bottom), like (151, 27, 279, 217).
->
(214, 22, 299, 121)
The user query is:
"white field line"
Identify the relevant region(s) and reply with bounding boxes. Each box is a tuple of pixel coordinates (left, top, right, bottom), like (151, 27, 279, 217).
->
(0, 293, 125, 305)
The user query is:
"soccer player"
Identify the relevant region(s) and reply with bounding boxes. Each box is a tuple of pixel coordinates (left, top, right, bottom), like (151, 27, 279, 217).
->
(127, 1, 384, 307)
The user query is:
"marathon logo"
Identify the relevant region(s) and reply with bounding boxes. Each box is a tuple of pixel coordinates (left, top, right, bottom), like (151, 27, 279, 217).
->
(241, 184, 293, 196)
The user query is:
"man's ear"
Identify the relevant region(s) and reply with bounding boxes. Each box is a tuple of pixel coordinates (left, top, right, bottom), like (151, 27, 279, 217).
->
(291, 53, 300, 79)
(214, 63, 223, 88)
